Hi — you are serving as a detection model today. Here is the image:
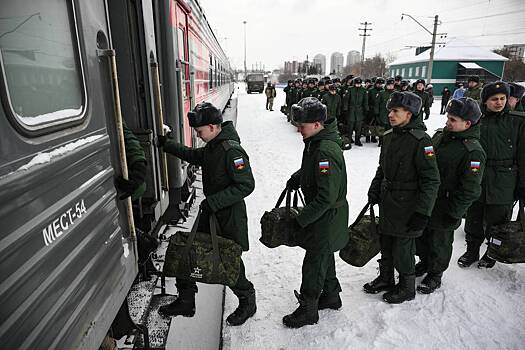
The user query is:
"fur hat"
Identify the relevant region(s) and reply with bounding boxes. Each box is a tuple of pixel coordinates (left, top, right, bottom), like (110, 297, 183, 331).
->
(188, 102, 222, 127)
(468, 75, 480, 83)
(387, 91, 422, 116)
(446, 97, 482, 124)
(291, 97, 327, 123)
(375, 77, 385, 85)
(354, 77, 363, 84)
(481, 81, 510, 104)
(509, 82, 525, 99)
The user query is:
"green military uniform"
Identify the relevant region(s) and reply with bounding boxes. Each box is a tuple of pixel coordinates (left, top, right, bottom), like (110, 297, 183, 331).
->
(265, 85, 277, 110)
(413, 89, 431, 121)
(284, 84, 293, 110)
(123, 122, 147, 200)
(293, 119, 349, 304)
(374, 89, 394, 134)
(321, 93, 342, 121)
(343, 86, 369, 140)
(366, 86, 383, 139)
(162, 121, 255, 293)
(317, 89, 328, 101)
(418, 125, 485, 274)
(368, 118, 440, 275)
(464, 107, 525, 247)
(464, 85, 482, 102)
(302, 87, 319, 99)
(291, 86, 303, 104)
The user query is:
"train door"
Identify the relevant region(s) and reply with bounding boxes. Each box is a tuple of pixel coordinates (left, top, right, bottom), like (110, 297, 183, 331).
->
(0, 1, 137, 349)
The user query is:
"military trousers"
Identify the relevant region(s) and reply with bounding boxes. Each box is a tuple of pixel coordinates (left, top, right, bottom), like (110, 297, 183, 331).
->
(464, 201, 512, 246)
(347, 120, 363, 141)
(300, 251, 341, 303)
(416, 227, 454, 274)
(379, 234, 416, 275)
(266, 97, 274, 110)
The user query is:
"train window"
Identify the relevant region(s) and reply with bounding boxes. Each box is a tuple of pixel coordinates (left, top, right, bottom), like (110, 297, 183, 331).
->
(0, 0, 85, 132)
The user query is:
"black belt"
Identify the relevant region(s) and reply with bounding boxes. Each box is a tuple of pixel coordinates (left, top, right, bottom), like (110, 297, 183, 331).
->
(381, 179, 418, 191)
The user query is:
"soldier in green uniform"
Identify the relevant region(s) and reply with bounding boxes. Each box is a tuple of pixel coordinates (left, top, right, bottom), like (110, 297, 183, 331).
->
(394, 75, 402, 91)
(416, 98, 485, 294)
(157, 102, 257, 326)
(317, 80, 328, 101)
(115, 122, 147, 201)
(374, 78, 395, 147)
(301, 79, 318, 98)
(400, 80, 410, 92)
(413, 79, 432, 121)
(284, 80, 294, 116)
(366, 77, 385, 143)
(289, 79, 304, 122)
(463, 76, 482, 102)
(459, 82, 525, 268)
(343, 77, 369, 146)
(321, 84, 342, 122)
(283, 97, 349, 328)
(509, 82, 525, 112)
(364, 91, 440, 304)
(265, 82, 277, 111)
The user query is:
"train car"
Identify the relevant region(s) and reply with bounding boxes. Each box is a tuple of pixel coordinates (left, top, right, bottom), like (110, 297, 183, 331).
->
(0, 0, 234, 349)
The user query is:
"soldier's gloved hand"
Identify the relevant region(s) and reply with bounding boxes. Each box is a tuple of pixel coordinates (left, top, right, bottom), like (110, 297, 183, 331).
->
(368, 192, 380, 205)
(286, 175, 300, 190)
(200, 199, 214, 213)
(115, 161, 146, 200)
(517, 187, 525, 201)
(156, 134, 168, 148)
(407, 212, 429, 232)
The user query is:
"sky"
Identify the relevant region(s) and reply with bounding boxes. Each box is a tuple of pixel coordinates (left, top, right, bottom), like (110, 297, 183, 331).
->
(199, 0, 525, 71)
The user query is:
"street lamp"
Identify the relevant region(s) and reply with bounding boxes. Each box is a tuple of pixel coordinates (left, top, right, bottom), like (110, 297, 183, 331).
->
(243, 20, 247, 80)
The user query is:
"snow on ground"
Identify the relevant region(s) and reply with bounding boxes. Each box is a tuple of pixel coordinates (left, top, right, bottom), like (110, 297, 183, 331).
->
(222, 84, 525, 350)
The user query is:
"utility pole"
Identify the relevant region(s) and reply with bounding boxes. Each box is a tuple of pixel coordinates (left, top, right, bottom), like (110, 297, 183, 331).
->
(359, 21, 372, 75)
(243, 20, 247, 79)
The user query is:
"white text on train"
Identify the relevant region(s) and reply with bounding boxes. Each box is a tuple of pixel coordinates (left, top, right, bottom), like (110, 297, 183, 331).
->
(42, 200, 87, 246)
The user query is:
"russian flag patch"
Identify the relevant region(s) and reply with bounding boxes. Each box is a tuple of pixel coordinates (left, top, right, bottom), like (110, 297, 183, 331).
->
(233, 157, 245, 170)
(470, 161, 480, 172)
(319, 160, 330, 174)
(424, 146, 434, 157)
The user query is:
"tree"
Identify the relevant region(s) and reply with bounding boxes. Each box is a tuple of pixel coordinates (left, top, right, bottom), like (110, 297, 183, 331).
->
(278, 72, 296, 83)
(493, 48, 525, 82)
(347, 54, 388, 78)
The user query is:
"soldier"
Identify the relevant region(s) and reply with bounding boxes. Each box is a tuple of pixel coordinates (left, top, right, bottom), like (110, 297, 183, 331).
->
(265, 82, 277, 111)
(413, 79, 431, 121)
(459, 82, 525, 268)
(508, 82, 525, 112)
(115, 123, 147, 201)
(343, 77, 369, 146)
(365, 78, 372, 90)
(416, 98, 485, 293)
(284, 97, 349, 328)
(364, 91, 440, 304)
(366, 77, 385, 143)
(317, 80, 329, 101)
(400, 80, 410, 92)
(440, 87, 451, 114)
(426, 84, 434, 108)
(302, 79, 318, 98)
(321, 84, 342, 122)
(374, 78, 395, 147)
(394, 75, 403, 90)
(284, 80, 294, 115)
(463, 76, 482, 102)
(157, 102, 257, 326)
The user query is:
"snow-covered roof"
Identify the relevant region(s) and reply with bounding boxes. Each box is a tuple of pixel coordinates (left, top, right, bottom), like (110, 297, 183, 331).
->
(389, 38, 509, 66)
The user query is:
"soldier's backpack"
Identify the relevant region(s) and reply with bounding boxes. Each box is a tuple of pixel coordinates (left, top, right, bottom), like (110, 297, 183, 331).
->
(339, 203, 380, 267)
(260, 187, 305, 248)
(164, 211, 242, 286)
(487, 201, 525, 263)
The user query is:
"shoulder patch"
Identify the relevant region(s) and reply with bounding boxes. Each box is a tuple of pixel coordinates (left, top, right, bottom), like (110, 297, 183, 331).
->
(469, 160, 481, 173)
(424, 145, 435, 157)
(319, 159, 330, 174)
(409, 129, 427, 140)
(222, 140, 240, 151)
(233, 157, 246, 170)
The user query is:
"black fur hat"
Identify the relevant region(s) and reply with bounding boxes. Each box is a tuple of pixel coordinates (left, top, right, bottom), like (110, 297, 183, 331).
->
(354, 77, 363, 84)
(446, 97, 482, 124)
(387, 91, 422, 116)
(376, 77, 386, 84)
(481, 81, 510, 103)
(468, 75, 480, 83)
(291, 97, 327, 123)
(509, 82, 525, 99)
(415, 79, 426, 86)
(386, 78, 395, 85)
(188, 102, 222, 127)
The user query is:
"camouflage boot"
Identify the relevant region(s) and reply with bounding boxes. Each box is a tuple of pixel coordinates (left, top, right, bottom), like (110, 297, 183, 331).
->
(318, 292, 342, 310)
(158, 286, 196, 317)
(283, 291, 319, 328)
(383, 274, 416, 304)
(457, 241, 481, 268)
(416, 272, 442, 294)
(363, 259, 395, 294)
(226, 289, 257, 326)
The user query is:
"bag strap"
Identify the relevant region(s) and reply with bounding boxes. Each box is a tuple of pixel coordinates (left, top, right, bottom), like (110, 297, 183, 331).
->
(182, 210, 201, 259)
(209, 214, 221, 268)
(275, 188, 289, 208)
(519, 200, 525, 231)
(350, 203, 377, 233)
(292, 189, 306, 207)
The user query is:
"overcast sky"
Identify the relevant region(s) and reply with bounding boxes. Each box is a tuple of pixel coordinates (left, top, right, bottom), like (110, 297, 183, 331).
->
(199, 0, 525, 71)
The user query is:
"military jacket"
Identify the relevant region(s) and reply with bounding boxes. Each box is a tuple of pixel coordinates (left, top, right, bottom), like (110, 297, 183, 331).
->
(284, 85, 293, 106)
(123, 122, 147, 200)
(369, 119, 440, 237)
(429, 125, 486, 229)
(464, 85, 482, 102)
(343, 86, 369, 121)
(294, 119, 349, 253)
(163, 121, 255, 250)
(301, 88, 319, 99)
(290, 87, 303, 105)
(414, 90, 431, 118)
(265, 86, 276, 98)
(317, 89, 328, 101)
(321, 93, 342, 120)
(478, 107, 525, 205)
(367, 87, 383, 119)
(374, 89, 394, 127)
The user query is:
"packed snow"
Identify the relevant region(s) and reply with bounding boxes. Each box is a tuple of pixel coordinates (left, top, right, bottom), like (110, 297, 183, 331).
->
(217, 84, 525, 350)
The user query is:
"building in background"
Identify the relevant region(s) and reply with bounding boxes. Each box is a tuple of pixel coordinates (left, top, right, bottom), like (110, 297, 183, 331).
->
(503, 44, 525, 62)
(330, 52, 344, 75)
(346, 50, 361, 70)
(313, 54, 326, 75)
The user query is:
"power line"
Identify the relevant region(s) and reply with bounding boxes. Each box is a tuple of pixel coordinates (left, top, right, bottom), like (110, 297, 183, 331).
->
(358, 21, 372, 65)
(443, 9, 525, 24)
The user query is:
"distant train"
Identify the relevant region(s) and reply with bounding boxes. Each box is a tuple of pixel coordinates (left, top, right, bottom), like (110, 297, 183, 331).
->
(0, 0, 234, 349)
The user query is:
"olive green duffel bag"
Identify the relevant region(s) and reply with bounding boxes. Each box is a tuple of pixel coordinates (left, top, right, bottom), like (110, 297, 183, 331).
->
(339, 203, 380, 267)
(260, 187, 304, 248)
(487, 201, 525, 264)
(164, 212, 242, 286)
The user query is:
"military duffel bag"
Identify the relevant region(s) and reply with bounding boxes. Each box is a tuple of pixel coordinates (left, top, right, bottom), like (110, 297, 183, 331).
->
(164, 211, 242, 286)
(280, 105, 288, 115)
(487, 201, 525, 263)
(339, 203, 380, 267)
(260, 187, 304, 248)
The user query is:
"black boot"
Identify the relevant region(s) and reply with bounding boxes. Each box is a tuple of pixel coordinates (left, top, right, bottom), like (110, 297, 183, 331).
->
(457, 242, 481, 268)
(158, 286, 196, 317)
(363, 260, 395, 294)
(355, 139, 364, 146)
(371, 136, 377, 143)
(383, 274, 415, 304)
(416, 272, 442, 294)
(478, 250, 496, 269)
(378, 137, 383, 147)
(318, 292, 342, 310)
(415, 261, 428, 277)
(365, 135, 371, 143)
(283, 291, 319, 328)
(226, 289, 257, 326)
